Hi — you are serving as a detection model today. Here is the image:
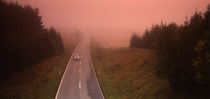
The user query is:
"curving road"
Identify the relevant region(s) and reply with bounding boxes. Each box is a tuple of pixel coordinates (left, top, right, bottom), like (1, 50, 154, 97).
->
(55, 35, 104, 99)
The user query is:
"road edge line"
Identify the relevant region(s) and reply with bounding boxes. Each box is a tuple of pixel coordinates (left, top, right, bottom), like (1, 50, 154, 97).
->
(55, 43, 80, 99)
(89, 43, 105, 99)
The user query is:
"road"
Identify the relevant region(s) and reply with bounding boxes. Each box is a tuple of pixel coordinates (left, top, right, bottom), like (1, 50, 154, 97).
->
(55, 36, 104, 99)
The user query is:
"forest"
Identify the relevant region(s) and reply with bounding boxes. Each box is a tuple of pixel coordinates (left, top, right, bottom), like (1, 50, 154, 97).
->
(130, 5, 210, 98)
(0, 0, 64, 80)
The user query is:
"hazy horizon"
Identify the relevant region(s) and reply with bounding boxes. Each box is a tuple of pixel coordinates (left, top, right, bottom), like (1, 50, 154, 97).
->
(7, 0, 210, 47)
(8, 0, 209, 31)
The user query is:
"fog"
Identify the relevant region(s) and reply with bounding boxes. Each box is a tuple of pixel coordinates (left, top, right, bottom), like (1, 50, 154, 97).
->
(9, 0, 210, 47)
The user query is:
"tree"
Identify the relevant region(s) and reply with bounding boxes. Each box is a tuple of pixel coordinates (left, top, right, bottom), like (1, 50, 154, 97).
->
(0, 0, 64, 80)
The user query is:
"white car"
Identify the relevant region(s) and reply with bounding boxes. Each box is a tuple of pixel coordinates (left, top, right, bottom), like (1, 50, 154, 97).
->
(74, 53, 80, 60)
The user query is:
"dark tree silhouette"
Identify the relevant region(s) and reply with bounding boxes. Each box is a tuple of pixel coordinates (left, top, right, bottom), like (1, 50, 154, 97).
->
(0, 0, 64, 80)
(130, 4, 210, 98)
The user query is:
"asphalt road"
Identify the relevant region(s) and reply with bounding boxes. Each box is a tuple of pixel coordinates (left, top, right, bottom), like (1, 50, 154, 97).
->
(55, 36, 104, 99)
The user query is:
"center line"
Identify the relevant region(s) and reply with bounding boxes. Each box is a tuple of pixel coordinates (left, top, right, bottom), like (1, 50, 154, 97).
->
(79, 68, 81, 73)
(79, 81, 81, 89)
(79, 61, 81, 64)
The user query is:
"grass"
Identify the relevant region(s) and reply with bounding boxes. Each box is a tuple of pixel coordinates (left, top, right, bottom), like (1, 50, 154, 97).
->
(0, 44, 76, 98)
(91, 41, 171, 99)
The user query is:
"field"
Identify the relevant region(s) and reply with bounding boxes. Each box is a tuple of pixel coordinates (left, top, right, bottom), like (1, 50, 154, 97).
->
(0, 38, 77, 98)
(90, 30, 132, 48)
(91, 41, 171, 99)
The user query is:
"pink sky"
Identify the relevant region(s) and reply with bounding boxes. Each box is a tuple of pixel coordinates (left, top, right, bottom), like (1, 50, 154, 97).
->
(9, 0, 210, 32)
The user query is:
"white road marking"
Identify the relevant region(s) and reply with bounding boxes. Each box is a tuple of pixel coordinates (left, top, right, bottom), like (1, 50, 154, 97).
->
(79, 61, 81, 64)
(55, 43, 80, 99)
(79, 68, 81, 73)
(79, 81, 81, 89)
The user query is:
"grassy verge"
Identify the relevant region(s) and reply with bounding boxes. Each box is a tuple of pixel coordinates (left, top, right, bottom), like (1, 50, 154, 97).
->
(91, 41, 171, 99)
(0, 43, 76, 98)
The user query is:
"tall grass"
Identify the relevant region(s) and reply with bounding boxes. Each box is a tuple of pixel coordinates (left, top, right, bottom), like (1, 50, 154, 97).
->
(91, 41, 171, 98)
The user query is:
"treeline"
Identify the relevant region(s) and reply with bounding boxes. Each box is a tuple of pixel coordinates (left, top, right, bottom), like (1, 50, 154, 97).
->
(130, 5, 210, 98)
(0, 0, 64, 80)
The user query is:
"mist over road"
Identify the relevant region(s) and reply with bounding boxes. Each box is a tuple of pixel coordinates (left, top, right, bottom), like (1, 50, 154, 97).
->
(55, 35, 104, 99)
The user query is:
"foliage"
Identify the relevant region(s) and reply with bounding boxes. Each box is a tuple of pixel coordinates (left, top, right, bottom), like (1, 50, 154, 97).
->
(130, 4, 210, 98)
(0, 0, 64, 80)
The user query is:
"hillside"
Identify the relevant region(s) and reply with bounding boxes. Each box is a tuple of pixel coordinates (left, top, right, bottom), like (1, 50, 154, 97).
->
(0, 43, 77, 98)
(91, 41, 171, 98)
